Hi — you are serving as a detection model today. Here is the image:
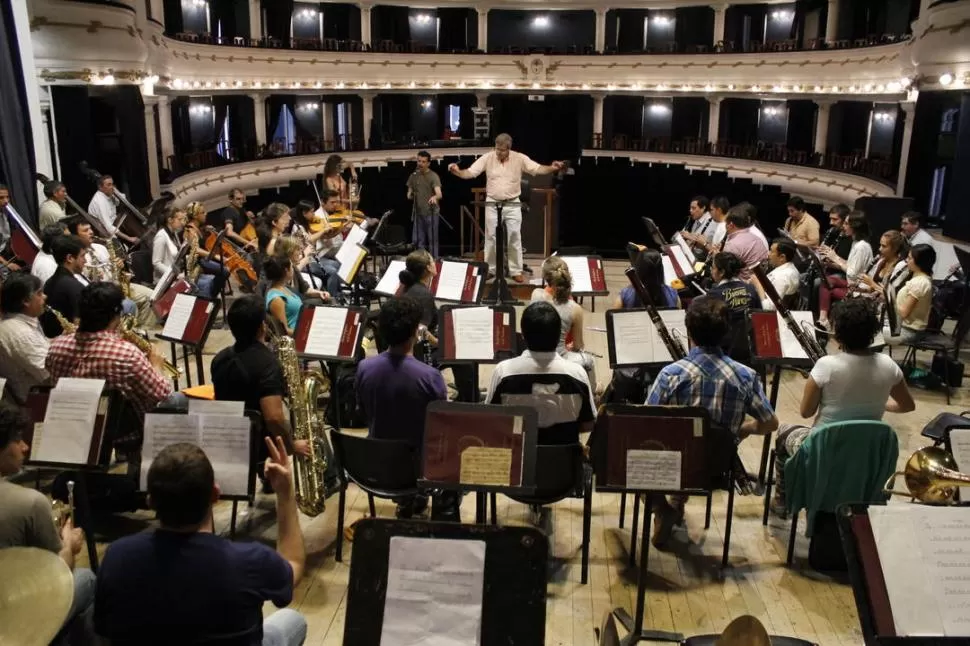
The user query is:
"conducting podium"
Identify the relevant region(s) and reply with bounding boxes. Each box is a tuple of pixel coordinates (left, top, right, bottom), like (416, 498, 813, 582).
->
(374, 258, 488, 303)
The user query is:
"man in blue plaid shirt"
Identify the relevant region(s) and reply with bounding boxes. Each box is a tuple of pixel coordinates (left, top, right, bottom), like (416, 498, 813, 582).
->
(646, 296, 778, 548)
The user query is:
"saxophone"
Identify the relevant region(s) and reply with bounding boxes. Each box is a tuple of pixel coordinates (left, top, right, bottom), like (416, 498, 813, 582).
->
(94, 237, 132, 298)
(118, 316, 182, 378)
(186, 230, 202, 284)
(273, 331, 333, 517)
(46, 306, 77, 335)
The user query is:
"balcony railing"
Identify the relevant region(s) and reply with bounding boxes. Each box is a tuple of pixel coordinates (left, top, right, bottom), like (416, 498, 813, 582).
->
(587, 135, 896, 182)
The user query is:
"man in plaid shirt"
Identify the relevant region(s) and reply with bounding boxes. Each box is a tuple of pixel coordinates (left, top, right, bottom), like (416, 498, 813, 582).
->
(646, 296, 778, 548)
(46, 283, 184, 467)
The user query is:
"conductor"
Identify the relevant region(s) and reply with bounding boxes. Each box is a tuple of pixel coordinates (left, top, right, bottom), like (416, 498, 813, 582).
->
(448, 134, 564, 283)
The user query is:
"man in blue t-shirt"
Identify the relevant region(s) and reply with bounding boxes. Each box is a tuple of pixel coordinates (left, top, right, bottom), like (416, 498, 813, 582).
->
(94, 438, 307, 646)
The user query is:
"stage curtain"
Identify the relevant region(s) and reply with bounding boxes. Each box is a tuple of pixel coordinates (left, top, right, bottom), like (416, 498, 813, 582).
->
(786, 100, 816, 152)
(227, 95, 256, 158)
(323, 3, 352, 40)
(262, 0, 294, 44)
(373, 5, 409, 45)
(162, 0, 184, 33)
(615, 9, 646, 52)
(210, 0, 240, 40)
(438, 8, 471, 51)
(109, 87, 151, 204)
(0, 0, 38, 227)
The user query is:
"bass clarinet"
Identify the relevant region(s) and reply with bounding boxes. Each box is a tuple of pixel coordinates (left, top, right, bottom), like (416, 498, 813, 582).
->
(752, 264, 824, 362)
(623, 266, 686, 358)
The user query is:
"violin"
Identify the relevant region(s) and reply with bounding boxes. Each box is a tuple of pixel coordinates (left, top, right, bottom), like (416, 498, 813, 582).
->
(202, 225, 257, 284)
(307, 209, 367, 234)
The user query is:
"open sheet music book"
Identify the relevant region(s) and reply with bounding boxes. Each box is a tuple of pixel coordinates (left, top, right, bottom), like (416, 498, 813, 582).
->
(151, 278, 193, 319)
(662, 245, 695, 279)
(142, 412, 251, 497)
(293, 305, 364, 360)
(559, 256, 608, 295)
(30, 378, 108, 466)
(606, 309, 688, 367)
(749, 310, 815, 360)
(440, 306, 515, 362)
(671, 232, 696, 263)
(159, 293, 215, 345)
(335, 243, 368, 285)
(375, 259, 485, 303)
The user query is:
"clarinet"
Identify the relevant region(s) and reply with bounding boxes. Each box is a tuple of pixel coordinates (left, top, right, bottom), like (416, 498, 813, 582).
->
(821, 226, 840, 249)
(624, 267, 686, 358)
(752, 264, 824, 362)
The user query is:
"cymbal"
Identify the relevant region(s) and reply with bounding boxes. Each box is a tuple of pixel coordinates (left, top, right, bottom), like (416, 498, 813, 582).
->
(0, 547, 74, 646)
(716, 615, 771, 646)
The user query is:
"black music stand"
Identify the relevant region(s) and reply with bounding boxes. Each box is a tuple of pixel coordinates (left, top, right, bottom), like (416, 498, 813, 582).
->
(437, 303, 517, 399)
(343, 518, 548, 646)
(641, 218, 668, 250)
(592, 405, 713, 645)
(483, 199, 520, 306)
(155, 294, 219, 389)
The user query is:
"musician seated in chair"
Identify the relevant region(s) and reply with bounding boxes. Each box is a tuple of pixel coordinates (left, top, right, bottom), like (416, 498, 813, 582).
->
(646, 297, 778, 549)
(817, 212, 873, 330)
(530, 256, 596, 389)
(751, 238, 800, 310)
(152, 206, 219, 301)
(783, 196, 821, 248)
(305, 190, 351, 302)
(722, 204, 768, 281)
(852, 230, 911, 300)
(0, 274, 51, 405)
(264, 258, 303, 337)
(707, 252, 759, 364)
(211, 296, 311, 491)
(886, 243, 936, 346)
(769, 298, 915, 517)
(485, 301, 596, 446)
(0, 185, 23, 273)
(86, 174, 140, 246)
(30, 223, 69, 286)
(94, 441, 308, 646)
(41, 235, 90, 337)
(272, 237, 331, 307)
(0, 403, 96, 646)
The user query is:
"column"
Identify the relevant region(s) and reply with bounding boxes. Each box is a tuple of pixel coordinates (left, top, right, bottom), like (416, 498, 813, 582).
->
(897, 102, 916, 197)
(825, 0, 840, 43)
(813, 99, 833, 161)
(360, 4, 372, 48)
(149, 0, 164, 25)
(250, 94, 267, 148)
(476, 92, 489, 110)
(594, 8, 607, 53)
(157, 96, 175, 172)
(707, 97, 722, 148)
(713, 4, 727, 46)
(477, 8, 489, 52)
(592, 93, 605, 147)
(144, 100, 160, 197)
(361, 93, 374, 149)
(249, 0, 261, 40)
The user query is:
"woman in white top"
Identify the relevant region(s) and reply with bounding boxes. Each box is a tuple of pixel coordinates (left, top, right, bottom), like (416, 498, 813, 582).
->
(770, 297, 915, 515)
(530, 256, 596, 388)
(151, 206, 186, 282)
(887, 243, 936, 345)
(853, 229, 911, 298)
(817, 211, 873, 327)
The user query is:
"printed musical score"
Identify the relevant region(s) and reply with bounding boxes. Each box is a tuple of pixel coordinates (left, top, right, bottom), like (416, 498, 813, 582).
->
(451, 307, 494, 360)
(459, 446, 513, 486)
(33, 378, 105, 465)
(626, 449, 682, 491)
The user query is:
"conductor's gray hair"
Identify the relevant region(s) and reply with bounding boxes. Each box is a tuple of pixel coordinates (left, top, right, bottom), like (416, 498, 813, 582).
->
(495, 133, 512, 148)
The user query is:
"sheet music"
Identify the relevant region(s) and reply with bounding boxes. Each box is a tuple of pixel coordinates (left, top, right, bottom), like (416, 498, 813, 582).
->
(626, 449, 682, 491)
(33, 379, 106, 465)
(141, 414, 202, 490)
(661, 255, 678, 288)
(459, 446, 512, 486)
(381, 537, 486, 646)
(336, 244, 366, 284)
(151, 263, 178, 302)
(188, 399, 245, 416)
(667, 246, 695, 277)
(0, 377, 6, 396)
(303, 306, 349, 357)
(161, 293, 194, 340)
(451, 307, 494, 360)
(376, 260, 407, 296)
(870, 505, 970, 636)
(949, 429, 970, 501)
(657, 310, 689, 363)
(344, 223, 368, 249)
(199, 415, 252, 497)
(436, 261, 469, 301)
(671, 232, 695, 263)
(777, 311, 814, 359)
(611, 310, 687, 365)
(562, 256, 593, 293)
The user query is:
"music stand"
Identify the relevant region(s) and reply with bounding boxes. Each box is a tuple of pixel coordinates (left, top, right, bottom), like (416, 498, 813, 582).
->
(154, 293, 220, 388)
(483, 199, 520, 306)
(437, 303, 517, 397)
(561, 255, 610, 312)
(641, 218, 668, 250)
(343, 518, 548, 646)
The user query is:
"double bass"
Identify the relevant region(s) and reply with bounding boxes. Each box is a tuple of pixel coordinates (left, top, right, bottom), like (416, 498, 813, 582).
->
(78, 161, 160, 248)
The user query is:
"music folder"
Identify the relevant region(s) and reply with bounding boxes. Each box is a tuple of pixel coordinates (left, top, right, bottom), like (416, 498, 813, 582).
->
(438, 305, 516, 363)
(662, 244, 696, 279)
(749, 310, 814, 361)
(560, 256, 608, 295)
(24, 380, 109, 468)
(293, 305, 366, 361)
(605, 308, 688, 367)
(151, 278, 193, 319)
(421, 401, 538, 494)
(158, 293, 216, 346)
(375, 259, 487, 303)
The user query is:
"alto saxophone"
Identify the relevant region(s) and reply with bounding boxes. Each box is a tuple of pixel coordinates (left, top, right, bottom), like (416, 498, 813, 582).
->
(118, 315, 181, 378)
(46, 306, 77, 335)
(274, 331, 333, 517)
(94, 237, 132, 298)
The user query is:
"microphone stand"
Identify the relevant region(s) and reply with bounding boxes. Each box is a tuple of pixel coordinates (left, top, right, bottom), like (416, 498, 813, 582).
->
(483, 199, 520, 306)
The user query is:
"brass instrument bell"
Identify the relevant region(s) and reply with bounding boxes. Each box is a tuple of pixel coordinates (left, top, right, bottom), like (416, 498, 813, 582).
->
(883, 446, 970, 504)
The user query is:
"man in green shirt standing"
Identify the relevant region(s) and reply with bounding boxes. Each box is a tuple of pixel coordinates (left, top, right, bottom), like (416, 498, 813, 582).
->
(406, 150, 443, 258)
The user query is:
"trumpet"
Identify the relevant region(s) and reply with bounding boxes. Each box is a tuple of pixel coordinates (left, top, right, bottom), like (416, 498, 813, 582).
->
(119, 315, 181, 379)
(883, 446, 970, 505)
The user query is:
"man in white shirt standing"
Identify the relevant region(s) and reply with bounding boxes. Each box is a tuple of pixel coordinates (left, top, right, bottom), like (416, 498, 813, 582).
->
(752, 238, 801, 310)
(0, 274, 51, 404)
(901, 211, 934, 248)
(86, 175, 139, 246)
(448, 134, 564, 283)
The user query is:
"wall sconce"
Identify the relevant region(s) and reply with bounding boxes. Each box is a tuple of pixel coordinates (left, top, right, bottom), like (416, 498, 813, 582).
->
(188, 0, 206, 7)
(649, 103, 670, 114)
(771, 10, 792, 20)
(874, 112, 893, 122)
(190, 104, 212, 115)
(652, 15, 672, 26)
(299, 8, 317, 19)
(532, 15, 550, 28)
(414, 14, 432, 25)
(299, 103, 320, 111)
(762, 106, 782, 116)
(421, 99, 433, 109)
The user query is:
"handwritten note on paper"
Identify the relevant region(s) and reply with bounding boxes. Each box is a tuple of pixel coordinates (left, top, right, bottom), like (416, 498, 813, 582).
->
(436, 261, 468, 301)
(199, 415, 252, 497)
(626, 450, 682, 491)
(459, 447, 512, 486)
(381, 537, 486, 646)
(949, 429, 970, 501)
(161, 293, 194, 340)
(452, 307, 494, 360)
(303, 306, 347, 357)
(34, 379, 106, 465)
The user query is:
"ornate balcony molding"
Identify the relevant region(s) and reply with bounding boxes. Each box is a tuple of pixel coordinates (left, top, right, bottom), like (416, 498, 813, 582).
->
(582, 149, 895, 206)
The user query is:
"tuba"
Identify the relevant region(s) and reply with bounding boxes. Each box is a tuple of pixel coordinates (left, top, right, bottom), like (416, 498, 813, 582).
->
(273, 330, 333, 517)
(883, 446, 970, 504)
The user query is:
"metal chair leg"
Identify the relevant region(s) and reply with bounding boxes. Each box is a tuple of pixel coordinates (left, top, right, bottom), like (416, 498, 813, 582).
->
(722, 474, 736, 569)
(368, 493, 377, 517)
(489, 492, 497, 525)
(704, 492, 712, 529)
(762, 449, 776, 526)
(629, 494, 640, 567)
(581, 474, 592, 585)
(230, 501, 238, 538)
(786, 511, 799, 566)
(335, 483, 346, 562)
(619, 492, 626, 528)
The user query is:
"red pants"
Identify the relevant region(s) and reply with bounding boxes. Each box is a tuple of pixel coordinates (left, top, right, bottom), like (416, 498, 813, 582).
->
(819, 276, 849, 315)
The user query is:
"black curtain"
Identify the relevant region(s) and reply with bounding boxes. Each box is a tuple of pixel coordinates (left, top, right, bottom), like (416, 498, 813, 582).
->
(605, 96, 643, 142)
(373, 6, 409, 45)
(438, 8, 471, 51)
(107, 87, 152, 204)
(672, 97, 706, 141)
(377, 94, 412, 142)
(266, 95, 313, 144)
(212, 97, 230, 154)
(51, 87, 96, 206)
(210, 0, 241, 40)
(722, 98, 759, 145)
(170, 96, 191, 158)
(323, 3, 352, 40)
(837, 101, 871, 154)
(0, 0, 37, 227)
(903, 92, 950, 216)
(227, 95, 256, 157)
(943, 93, 970, 240)
(675, 7, 714, 50)
(615, 9, 646, 52)
(162, 0, 184, 33)
(262, 0, 294, 43)
(786, 100, 816, 151)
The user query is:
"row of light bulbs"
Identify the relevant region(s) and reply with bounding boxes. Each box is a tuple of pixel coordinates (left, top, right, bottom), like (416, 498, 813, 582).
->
(167, 77, 920, 94)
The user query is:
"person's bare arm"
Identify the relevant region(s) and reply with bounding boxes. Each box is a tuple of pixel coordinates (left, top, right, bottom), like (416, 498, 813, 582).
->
(799, 377, 822, 419)
(570, 307, 585, 350)
(224, 221, 254, 249)
(739, 413, 780, 438)
(261, 395, 310, 457)
(448, 164, 476, 180)
(57, 520, 83, 570)
(531, 162, 564, 176)
(897, 293, 918, 319)
(885, 379, 916, 413)
(263, 436, 306, 585)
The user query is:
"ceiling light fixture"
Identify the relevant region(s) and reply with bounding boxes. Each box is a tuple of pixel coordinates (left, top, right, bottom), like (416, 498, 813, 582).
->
(940, 73, 954, 86)
(533, 16, 550, 28)
(414, 14, 432, 25)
